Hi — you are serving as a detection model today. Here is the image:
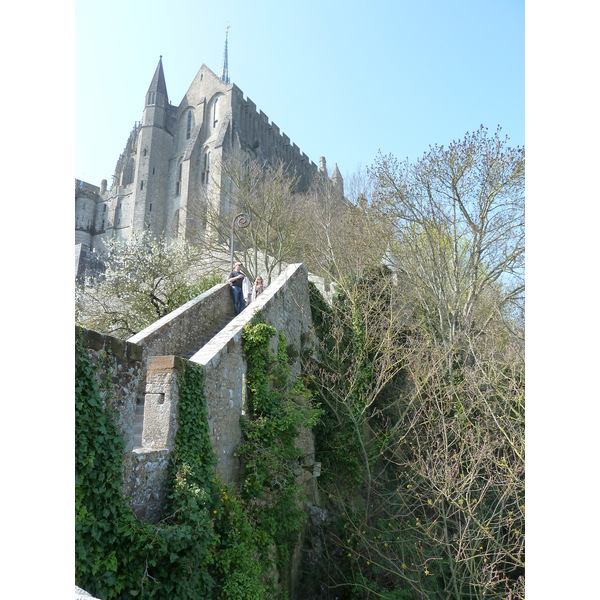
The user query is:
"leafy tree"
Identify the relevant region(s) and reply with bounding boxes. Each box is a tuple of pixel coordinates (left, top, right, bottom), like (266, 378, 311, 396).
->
(76, 231, 221, 338)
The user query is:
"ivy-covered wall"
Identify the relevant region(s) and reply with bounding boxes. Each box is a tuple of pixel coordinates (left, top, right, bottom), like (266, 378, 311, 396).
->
(76, 321, 322, 598)
(75, 262, 322, 598)
(76, 327, 143, 453)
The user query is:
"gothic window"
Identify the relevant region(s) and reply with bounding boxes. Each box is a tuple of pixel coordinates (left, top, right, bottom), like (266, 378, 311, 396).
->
(140, 180, 144, 190)
(122, 158, 135, 185)
(175, 161, 182, 196)
(213, 98, 219, 128)
(202, 150, 211, 184)
(186, 110, 193, 140)
(148, 92, 155, 105)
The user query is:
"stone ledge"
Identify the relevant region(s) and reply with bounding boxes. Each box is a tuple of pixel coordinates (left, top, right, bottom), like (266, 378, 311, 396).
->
(76, 326, 143, 363)
(147, 355, 183, 372)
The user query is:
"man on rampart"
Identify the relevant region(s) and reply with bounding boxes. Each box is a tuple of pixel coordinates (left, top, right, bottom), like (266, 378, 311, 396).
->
(227, 262, 246, 315)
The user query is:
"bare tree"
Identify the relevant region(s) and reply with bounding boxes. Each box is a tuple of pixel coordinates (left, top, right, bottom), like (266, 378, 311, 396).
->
(301, 128, 525, 599)
(370, 125, 524, 352)
(188, 150, 308, 286)
(301, 168, 393, 291)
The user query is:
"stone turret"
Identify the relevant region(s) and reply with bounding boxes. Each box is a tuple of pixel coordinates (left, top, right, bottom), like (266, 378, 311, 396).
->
(331, 163, 344, 197)
(143, 56, 169, 128)
(319, 156, 327, 175)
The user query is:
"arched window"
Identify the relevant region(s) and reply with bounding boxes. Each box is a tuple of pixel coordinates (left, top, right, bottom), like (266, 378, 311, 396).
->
(201, 150, 211, 184)
(121, 158, 135, 185)
(175, 161, 182, 196)
(213, 98, 219, 128)
(186, 110, 193, 140)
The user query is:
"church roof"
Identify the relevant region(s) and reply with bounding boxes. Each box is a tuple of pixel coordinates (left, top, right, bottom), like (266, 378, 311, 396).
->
(147, 56, 168, 101)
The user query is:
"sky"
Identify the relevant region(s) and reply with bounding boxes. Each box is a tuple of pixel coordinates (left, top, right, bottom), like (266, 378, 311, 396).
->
(75, 0, 525, 187)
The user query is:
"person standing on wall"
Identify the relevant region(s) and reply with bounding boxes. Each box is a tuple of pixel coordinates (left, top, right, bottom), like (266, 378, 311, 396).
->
(251, 276, 265, 302)
(228, 262, 246, 315)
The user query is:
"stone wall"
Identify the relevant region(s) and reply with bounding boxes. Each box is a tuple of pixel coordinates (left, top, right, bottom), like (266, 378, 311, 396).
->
(76, 327, 143, 454)
(190, 263, 317, 487)
(77, 261, 319, 598)
(77, 262, 317, 522)
(128, 282, 235, 361)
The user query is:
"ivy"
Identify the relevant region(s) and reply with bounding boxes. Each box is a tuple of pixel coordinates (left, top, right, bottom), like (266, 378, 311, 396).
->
(76, 325, 319, 599)
(75, 343, 219, 598)
(238, 322, 322, 582)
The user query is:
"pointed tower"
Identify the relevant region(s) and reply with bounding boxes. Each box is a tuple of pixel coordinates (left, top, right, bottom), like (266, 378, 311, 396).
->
(143, 56, 169, 128)
(220, 25, 230, 84)
(130, 56, 175, 236)
(331, 163, 344, 197)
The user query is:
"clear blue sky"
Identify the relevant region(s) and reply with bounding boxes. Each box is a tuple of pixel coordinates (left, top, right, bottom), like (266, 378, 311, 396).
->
(75, 0, 524, 187)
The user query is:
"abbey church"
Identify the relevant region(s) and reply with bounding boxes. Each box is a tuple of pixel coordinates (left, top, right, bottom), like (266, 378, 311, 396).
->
(75, 37, 344, 275)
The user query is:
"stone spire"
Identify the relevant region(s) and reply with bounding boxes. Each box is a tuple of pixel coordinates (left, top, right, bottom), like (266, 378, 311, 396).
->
(221, 25, 230, 84)
(331, 163, 344, 197)
(147, 56, 168, 102)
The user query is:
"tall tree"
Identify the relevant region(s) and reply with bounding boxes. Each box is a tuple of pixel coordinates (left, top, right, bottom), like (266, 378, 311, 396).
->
(371, 125, 524, 351)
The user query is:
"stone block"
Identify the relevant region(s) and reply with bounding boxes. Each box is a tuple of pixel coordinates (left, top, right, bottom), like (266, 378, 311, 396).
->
(147, 355, 181, 372)
(104, 335, 126, 358)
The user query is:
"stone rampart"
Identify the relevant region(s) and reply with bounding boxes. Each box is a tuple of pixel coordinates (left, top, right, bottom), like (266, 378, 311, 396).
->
(77, 263, 317, 523)
(190, 263, 316, 486)
(128, 282, 235, 360)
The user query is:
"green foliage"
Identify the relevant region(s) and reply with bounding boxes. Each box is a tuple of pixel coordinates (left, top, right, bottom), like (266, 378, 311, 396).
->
(76, 343, 219, 598)
(239, 322, 322, 577)
(76, 323, 322, 599)
(77, 342, 269, 599)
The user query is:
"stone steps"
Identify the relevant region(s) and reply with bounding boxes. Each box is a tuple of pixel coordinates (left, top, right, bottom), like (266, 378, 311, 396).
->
(132, 313, 235, 449)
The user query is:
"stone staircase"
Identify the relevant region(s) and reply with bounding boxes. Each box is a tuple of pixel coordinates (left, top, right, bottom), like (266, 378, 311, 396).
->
(132, 313, 235, 450)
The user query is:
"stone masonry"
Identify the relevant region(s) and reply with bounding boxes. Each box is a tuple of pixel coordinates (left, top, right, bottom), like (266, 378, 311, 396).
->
(77, 262, 318, 524)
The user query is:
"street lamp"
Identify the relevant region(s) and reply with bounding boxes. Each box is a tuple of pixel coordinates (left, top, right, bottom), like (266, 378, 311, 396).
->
(230, 212, 251, 271)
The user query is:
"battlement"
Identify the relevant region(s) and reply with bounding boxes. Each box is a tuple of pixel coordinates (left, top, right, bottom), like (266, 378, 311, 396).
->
(233, 85, 319, 175)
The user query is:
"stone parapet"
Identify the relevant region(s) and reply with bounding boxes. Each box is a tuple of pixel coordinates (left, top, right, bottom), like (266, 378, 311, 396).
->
(190, 263, 316, 487)
(128, 282, 235, 359)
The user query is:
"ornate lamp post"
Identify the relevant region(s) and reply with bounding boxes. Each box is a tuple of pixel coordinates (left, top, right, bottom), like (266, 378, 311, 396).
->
(230, 212, 251, 271)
